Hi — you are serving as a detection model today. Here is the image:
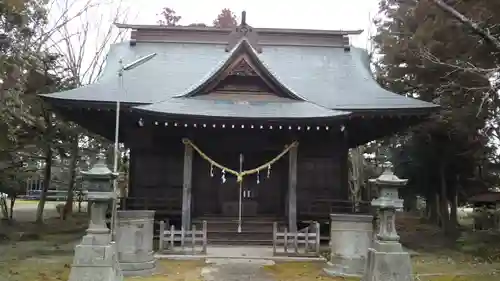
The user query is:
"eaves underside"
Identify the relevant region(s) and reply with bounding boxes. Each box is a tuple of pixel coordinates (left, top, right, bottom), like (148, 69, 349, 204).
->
(44, 97, 437, 120)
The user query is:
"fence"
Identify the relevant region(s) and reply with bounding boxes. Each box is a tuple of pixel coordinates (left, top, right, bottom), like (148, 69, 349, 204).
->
(273, 221, 320, 256)
(158, 220, 207, 255)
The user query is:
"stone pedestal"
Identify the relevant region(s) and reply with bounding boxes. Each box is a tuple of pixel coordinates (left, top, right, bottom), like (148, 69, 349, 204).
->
(68, 200, 123, 281)
(363, 240, 412, 281)
(324, 214, 373, 277)
(116, 210, 156, 276)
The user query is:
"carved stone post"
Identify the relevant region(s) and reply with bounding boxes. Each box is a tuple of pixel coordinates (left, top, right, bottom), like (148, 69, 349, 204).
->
(323, 214, 373, 277)
(116, 210, 156, 276)
(362, 161, 413, 281)
(68, 153, 123, 281)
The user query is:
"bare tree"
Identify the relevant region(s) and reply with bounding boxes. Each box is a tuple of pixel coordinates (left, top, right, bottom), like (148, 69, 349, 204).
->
(157, 7, 181, 26)
(34, 0, 129, 222)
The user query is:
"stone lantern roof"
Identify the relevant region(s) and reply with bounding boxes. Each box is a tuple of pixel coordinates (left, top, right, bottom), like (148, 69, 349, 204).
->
(369, 161, 408, 186)
(81, 153, 118, 180)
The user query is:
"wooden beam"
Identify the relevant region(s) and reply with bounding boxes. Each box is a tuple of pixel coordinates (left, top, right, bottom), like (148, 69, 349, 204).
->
(181, 142, 193, 230)
(288, 144, 298, 232)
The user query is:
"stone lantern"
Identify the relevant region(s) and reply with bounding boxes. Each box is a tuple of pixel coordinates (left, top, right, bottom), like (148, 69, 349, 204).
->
(369, 161, 406, 242)
(362, 161, 413, 281)
(68, 153, 123, 281)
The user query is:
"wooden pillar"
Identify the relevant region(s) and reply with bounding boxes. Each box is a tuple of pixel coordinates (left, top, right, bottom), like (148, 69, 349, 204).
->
(288, 144, 298, 232)
(182, 142, 193, 230)
(340, 130, 350, 201)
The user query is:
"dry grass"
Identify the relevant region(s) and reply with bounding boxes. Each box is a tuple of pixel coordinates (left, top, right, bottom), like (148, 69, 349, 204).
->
(0, 256, 73, 281)
(126, 260, 205, 281)
(412, 253, 500, 275)
(264, 261, 359, 281)
(0, 213, 88, 242)
(0, 213, 207, 281)
(416, 275, 499, 281)
(0, 214, 86, 281)
(263, 256, 500, 281)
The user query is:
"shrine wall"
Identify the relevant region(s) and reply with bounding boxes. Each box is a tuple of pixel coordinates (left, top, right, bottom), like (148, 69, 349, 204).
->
(296, 132, 348, 219)
(126, 126, 347, 221)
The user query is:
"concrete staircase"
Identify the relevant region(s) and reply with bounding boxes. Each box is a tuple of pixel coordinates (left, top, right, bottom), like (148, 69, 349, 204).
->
(193, 216, 283, 246)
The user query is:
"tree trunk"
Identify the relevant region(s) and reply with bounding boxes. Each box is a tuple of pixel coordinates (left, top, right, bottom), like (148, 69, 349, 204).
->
(439, 161, 452, 235)
(36, 146, 53, 223)
(435, 193, 442, 226)
(449, 177, 459, 236)
(9, 196, 16, 220)
(402, 189, 417, 212)
(450, 190, 458, 227)
(63, 136, 79, 220)
(426, 191, 439, 223)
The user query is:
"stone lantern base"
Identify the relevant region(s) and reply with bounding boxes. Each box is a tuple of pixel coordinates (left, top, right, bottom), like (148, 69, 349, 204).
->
(362, 240, 413, 281)
(68, 235, 123, 281)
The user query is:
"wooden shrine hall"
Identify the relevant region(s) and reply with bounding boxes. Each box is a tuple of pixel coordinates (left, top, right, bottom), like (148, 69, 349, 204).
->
(42, 12, 438, 243)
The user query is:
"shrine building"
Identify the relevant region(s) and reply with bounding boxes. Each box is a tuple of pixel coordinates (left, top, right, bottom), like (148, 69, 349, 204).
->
(42, 14, 438, 243)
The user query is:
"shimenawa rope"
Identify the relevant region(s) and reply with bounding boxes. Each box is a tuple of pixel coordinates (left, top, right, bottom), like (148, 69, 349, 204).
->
(182, 138, 298, 182)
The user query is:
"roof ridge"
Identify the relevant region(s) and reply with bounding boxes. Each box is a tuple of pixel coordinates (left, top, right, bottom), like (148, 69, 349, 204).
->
(115, 23, 364, 36)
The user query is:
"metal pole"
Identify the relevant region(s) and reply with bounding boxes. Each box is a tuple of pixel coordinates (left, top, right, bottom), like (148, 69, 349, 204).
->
(237, 153, 243, 233)
(108, 54, 156, 241)
(110, 60, 124, 241)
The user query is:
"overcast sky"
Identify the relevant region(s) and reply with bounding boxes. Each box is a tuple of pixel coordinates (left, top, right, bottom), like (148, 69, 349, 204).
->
(46, 0, 380, 82)
(119, 0, 380, 48)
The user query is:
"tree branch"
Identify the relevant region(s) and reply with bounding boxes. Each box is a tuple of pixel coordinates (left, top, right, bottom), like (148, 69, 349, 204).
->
(430, 0, 500, 51)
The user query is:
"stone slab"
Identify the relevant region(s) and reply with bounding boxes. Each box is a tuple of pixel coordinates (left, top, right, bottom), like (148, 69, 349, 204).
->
(362, 242, 413, 281)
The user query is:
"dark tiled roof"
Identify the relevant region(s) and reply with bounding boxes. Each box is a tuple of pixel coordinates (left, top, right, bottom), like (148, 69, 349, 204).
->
(42, 39, 437, 117)
(43, 42, 230, 104)
(135, 98, 350, 119)
(259, 46, 436, 110)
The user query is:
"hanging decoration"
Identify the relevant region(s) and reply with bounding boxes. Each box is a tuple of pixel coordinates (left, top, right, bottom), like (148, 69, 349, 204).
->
(182, 138, 298, 183)
(256, 170, 260, 184)
(210, 163, 214, 177)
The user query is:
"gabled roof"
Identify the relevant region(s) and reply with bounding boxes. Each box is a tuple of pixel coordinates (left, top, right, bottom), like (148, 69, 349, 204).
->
(176, 38, 304, 100)
(41, 18, 438, 118)
(134, 38, 344, 120)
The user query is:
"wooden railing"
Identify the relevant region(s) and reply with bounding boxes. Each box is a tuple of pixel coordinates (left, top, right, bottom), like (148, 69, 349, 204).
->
(273, 221, 320, 256)
(119, 197, 181, 214)
(158, 220, 207, 255)
(300, 199, 372, 217)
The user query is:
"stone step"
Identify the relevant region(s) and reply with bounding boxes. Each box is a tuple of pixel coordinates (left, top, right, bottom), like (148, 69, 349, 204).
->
(193, 218, 281, 224)
(207, 229, 273, 235)
(207, 238, 273, 246)
(195, 215, 279, 219)
(205, 228, 273, 234)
